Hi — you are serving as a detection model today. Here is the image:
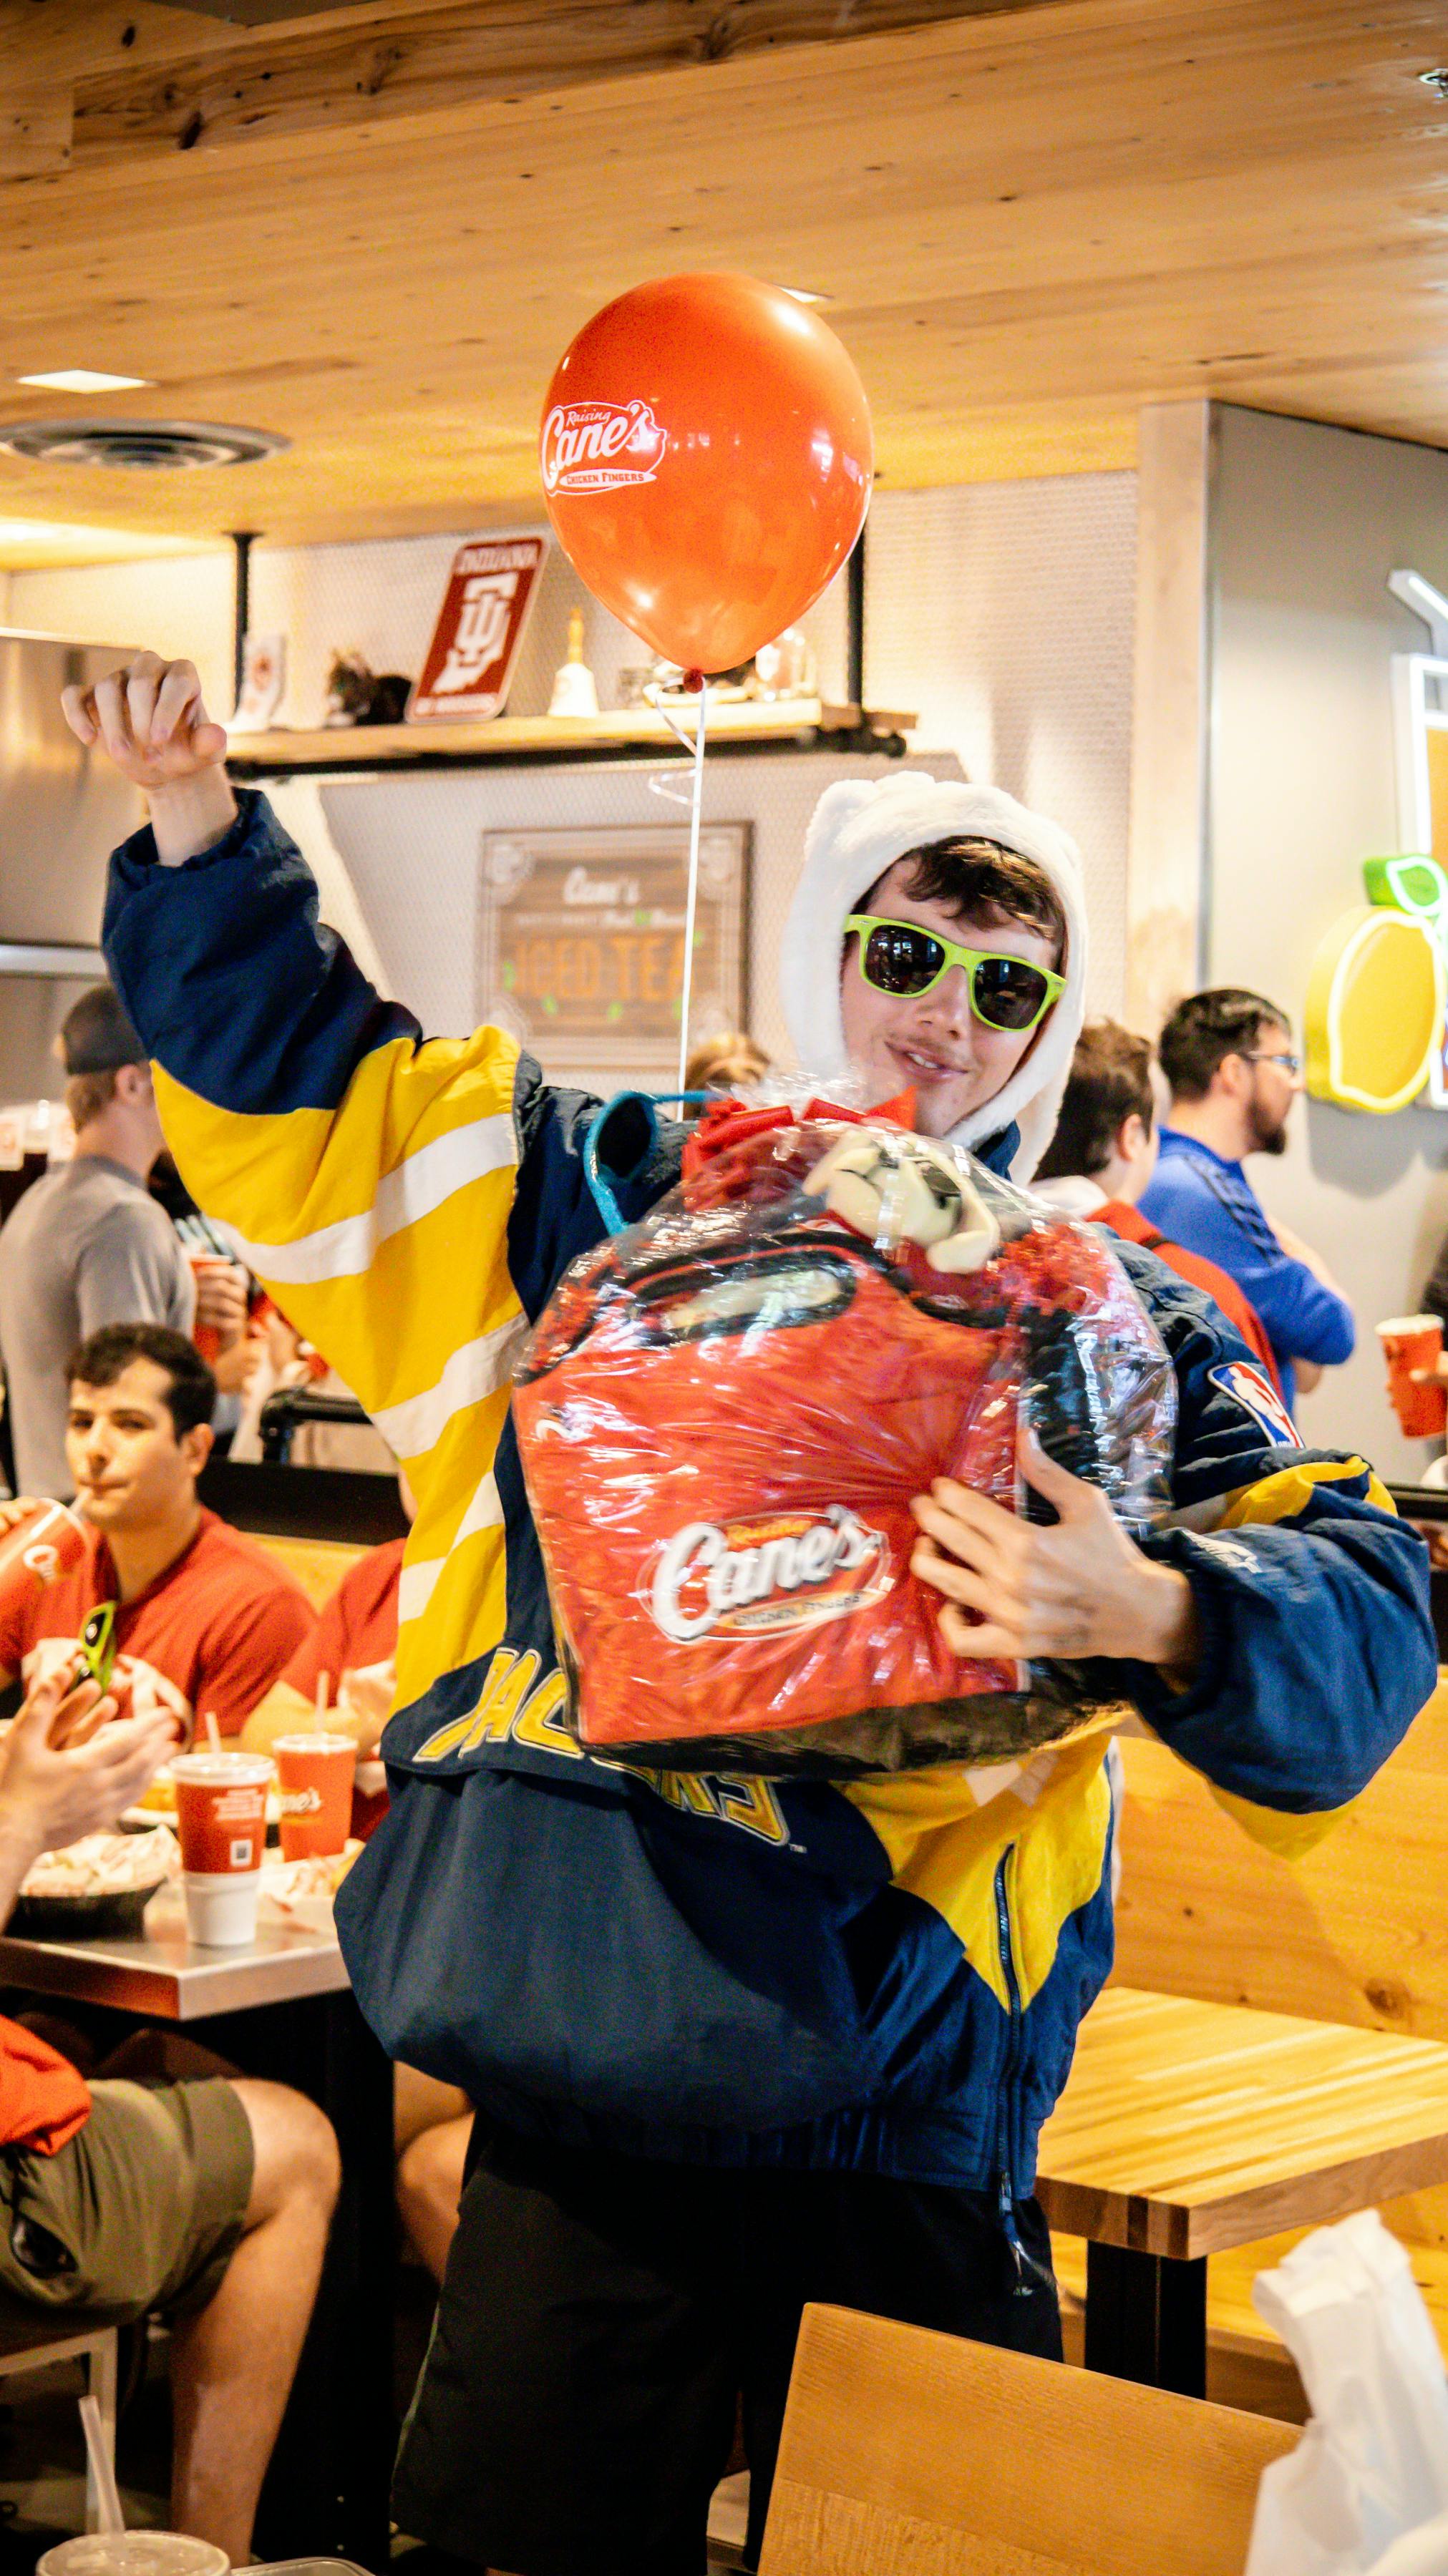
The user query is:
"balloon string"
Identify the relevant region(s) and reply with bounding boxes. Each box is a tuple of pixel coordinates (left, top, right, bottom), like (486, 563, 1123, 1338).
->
(676, 680, 709, 1096)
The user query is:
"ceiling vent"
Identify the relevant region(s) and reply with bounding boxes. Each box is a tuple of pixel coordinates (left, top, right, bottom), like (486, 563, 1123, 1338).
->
(0, 419, 289, 471)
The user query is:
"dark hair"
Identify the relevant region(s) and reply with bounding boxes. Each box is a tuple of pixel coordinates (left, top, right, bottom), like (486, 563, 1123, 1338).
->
(66, 1324, 215, 1440)
(59, 985, 145, 1078)
(1036, 1021, 1155, 1181)
(1159, 988, 1290, 1101)
(864, 836, 1067, 967)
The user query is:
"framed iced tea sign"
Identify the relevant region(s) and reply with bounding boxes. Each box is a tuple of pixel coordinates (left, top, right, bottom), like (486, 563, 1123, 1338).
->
(479, 823, 752, 1091)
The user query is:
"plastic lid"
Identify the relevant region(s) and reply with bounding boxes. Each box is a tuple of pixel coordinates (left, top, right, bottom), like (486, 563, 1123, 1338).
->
(170, 1752, 273, 1786)
(37, 2536, 229, 2576)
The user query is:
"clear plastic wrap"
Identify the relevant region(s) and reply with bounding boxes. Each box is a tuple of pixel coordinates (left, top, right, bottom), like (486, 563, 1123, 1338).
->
(512, 1103, 1176, 1775)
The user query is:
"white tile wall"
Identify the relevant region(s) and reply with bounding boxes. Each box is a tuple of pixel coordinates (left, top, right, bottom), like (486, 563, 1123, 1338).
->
(5, 474, 1136, 1043)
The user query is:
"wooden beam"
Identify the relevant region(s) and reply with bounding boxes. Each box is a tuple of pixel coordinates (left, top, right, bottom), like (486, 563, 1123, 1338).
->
(1126, 401, 1211, 1035)
(69, 0, 1074, 169)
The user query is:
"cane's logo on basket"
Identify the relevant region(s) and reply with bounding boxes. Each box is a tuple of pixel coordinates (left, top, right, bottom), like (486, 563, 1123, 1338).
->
(648, 1504, 891, 1644)
(540, 399, 667, 494)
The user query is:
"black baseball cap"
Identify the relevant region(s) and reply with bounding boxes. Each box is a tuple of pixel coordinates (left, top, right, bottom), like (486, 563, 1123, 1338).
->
(59, 985, 147, 1077)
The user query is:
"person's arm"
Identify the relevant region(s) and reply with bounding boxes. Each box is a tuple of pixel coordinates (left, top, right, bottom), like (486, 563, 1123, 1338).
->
(77, 1204, 195, 1340)
(70, 655, 529, 1522)
(0, 1669, 174, 1923)
(240, 1679, 323, 1757)
(915, 1250, 1435, 1849)
(1270, 1216, 1351, 1308)
(1146, 1163, 1355, 1370)
(1112, 1249, 1428, 1840)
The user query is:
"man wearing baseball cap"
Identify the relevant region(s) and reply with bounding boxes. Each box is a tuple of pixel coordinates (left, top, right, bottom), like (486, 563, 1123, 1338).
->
(0, 986, 242, 1497)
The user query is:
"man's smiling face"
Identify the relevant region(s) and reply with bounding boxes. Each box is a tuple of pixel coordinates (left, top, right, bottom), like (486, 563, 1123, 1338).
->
(838, 857, 1061, 1140)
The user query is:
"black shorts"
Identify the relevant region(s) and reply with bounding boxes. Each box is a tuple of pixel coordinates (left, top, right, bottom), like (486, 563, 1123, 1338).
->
(394, 2122, 1061, 2576)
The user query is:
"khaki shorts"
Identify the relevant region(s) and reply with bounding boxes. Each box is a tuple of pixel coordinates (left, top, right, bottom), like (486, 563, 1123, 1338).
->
(0, 2077, 253, 2331)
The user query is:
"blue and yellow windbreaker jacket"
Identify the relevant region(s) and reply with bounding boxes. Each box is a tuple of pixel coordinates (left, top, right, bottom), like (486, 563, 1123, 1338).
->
(103, 791, 1437, 2195)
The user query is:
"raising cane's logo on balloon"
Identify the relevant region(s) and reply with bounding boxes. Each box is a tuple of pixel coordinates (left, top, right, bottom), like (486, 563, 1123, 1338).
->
(538, 275, 873, 673)
(540, 398, 667, 496)
(648, 1505, 891, 1646)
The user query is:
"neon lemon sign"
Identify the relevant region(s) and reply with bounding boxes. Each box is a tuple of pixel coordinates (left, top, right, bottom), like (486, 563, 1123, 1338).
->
(1305, 857, 1447, 1113)
(1303, 570, 1448, 1115)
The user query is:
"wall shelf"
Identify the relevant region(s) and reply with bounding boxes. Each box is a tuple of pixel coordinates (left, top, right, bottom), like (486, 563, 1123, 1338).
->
(226, 699, 915, 779)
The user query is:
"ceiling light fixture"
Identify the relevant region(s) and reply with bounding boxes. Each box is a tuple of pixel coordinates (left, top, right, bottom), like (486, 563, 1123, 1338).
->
(0, 518, 200, 564)
(1420, 67, 1448, 96)
(19, 370, 152, 394)
(780, 288, 832, 306)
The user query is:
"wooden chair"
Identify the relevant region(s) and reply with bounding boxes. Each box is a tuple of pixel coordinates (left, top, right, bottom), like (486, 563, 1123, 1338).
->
(1049, 1674, 1448, 2414)
(756, 2304, 1296, 2576)
(254, 1530, 366, 1611)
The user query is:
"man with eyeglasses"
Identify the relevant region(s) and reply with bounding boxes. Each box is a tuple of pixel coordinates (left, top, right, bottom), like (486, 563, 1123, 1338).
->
(68, 665, 1430, 2576)
(1140, 987, 1356, 1414)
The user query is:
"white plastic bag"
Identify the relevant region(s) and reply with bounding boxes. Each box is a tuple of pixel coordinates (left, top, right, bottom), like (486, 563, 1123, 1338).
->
(1245, 2212, 1448, 2575)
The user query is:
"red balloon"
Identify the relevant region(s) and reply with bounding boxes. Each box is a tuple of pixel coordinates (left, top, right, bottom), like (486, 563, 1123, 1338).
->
(539, 273, 873, 677)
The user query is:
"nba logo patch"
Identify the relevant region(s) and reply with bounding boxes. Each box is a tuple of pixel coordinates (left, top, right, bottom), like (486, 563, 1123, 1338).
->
(1208, 1360, 1299, 1448)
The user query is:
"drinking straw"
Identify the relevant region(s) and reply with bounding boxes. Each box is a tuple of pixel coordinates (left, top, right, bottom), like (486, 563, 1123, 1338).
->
(79, 2391, 125, 2536)
(204, 1710, 223, 1757)
(314, 1672, 330, 1731)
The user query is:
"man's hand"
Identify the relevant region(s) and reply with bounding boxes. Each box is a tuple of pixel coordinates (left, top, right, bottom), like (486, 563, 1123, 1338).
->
(0, 1668, 175, 1913)
(212, 1330, 263, 1397)
(60, 651, 238, 866)
(910, 1424, 1198, 1675)
(193, 1262, 248, 1350)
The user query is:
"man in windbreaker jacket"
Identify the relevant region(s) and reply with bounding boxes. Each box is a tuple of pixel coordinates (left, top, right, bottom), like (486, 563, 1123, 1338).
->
(73, 655, 1434, 2576)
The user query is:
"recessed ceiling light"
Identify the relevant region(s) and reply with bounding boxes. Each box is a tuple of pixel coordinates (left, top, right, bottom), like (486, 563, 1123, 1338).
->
(1419, 67, 1448, 96)
(19, 369, 152, 394)
(0, 518, 200, 565)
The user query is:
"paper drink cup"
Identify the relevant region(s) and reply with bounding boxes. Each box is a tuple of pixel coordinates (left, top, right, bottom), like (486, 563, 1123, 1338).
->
(274, 1732, 357, 1860)
(172, 1750, 272, 1948)
(1377, 1314, 1447, 1437)
(0, 1501, 87, 1620)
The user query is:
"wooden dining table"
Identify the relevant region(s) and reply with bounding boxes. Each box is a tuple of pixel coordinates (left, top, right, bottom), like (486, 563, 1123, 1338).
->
(1035, 1984, 1448, 2394)
(0, 1895, 394, 2572)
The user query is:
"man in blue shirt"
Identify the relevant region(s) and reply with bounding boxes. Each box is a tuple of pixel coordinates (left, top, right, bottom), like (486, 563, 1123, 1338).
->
(1140, 987, 1355, 1414)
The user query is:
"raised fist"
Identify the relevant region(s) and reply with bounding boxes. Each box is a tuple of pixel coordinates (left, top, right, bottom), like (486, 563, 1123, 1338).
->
(61, 650, 228, 792)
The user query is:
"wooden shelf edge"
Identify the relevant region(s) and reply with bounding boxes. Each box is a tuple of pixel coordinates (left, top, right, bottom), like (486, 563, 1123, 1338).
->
(226, 701, 917, 776)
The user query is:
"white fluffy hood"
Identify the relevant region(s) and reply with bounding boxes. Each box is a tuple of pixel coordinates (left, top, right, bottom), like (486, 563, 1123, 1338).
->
(777, 772, 1089, 1182)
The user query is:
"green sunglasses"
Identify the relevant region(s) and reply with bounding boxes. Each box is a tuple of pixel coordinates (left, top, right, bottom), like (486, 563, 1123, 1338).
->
(845, 915, 1066, 1034)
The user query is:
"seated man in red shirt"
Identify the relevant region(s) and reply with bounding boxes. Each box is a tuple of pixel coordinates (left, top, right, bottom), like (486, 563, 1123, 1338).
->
(1034, 1020, 1286, 1400)
(0, 1657, 338, 2562)
(1, 1322, 316, 1742)
(242, 1480, 472, 2283)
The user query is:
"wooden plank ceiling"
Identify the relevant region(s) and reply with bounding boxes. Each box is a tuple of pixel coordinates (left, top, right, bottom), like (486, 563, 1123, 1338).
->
(0, 0, 1446, 555)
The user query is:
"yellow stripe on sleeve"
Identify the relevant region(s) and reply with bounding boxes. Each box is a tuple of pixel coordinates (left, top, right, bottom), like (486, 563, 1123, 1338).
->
(1220, 1455, 1392, 1531)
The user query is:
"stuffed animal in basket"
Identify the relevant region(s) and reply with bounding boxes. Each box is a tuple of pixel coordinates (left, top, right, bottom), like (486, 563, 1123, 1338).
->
(512, 1102, 1175, 1775)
